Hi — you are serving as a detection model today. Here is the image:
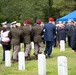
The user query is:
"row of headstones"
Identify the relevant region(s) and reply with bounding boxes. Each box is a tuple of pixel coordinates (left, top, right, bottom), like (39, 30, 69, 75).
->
(52, 40, 65, 51)
(5, 50, 68, 75)
(32, 40, 65, 51)
(0, 40, 65, 50)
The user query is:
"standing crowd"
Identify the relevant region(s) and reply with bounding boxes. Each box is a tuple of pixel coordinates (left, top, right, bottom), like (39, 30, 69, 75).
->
(56, 20, 76, 52)
(0, 17, 76, 63)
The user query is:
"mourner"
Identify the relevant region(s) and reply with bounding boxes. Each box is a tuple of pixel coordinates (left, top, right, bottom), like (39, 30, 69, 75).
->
(43, 17, 56, 58)
(56, 23, 67, 47)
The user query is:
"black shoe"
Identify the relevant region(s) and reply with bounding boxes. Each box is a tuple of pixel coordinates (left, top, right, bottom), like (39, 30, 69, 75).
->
(46, 55, 51, 59)
(33, 53, 35, 55)
(39, 52, 42, 54)
(44, 52, 46, 55)
(25, 56, 28, 60)
(27, 54, 31, 60)
(35, 55, 38, 60)
(2, 59, 5, 61)
(12, 59, 17, 63)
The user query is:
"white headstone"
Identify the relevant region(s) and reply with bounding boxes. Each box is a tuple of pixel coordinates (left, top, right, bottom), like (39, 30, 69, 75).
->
(38, 54, 46, 75)
(58, 56, 68, 75)
(31, 42, 34, 49)
(18, 52, 25, 70)
(60, 40, 65, 51)
(5, 50, 11, 67)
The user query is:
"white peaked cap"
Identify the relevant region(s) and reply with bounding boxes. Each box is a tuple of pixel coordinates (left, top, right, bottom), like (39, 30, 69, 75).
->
(1, 21, 7, 25)
(11, 21, 17, 25)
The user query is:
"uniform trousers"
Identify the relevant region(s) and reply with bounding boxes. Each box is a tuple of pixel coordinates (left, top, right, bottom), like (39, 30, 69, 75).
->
(13, 45, 20, 60)
(24, 44, 31, 57)
(34, 42, 44, 55)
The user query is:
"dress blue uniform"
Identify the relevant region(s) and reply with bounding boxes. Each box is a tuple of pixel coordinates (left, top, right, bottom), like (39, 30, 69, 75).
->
(43, 21, 56, 58)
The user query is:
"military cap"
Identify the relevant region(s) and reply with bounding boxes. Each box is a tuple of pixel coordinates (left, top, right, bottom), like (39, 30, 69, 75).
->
(1, 21, 7, 25)
(36, 20, 42, 24)
(11, 21, 17, 25)
(24, 20, 31, 24)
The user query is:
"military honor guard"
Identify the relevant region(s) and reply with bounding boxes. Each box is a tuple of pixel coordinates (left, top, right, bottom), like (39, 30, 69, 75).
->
(32, 20, 44, 59)
(8, 22, 23, 63)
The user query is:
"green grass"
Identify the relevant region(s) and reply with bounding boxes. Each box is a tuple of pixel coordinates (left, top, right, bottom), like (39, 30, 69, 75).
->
(0, 44, 76, 75)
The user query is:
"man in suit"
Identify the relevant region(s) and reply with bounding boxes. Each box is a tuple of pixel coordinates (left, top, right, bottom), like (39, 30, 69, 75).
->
(43, 17, 56, 58)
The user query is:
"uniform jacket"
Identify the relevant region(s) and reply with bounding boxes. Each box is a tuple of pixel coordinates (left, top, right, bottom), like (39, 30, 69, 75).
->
(22, 25, 31, 44)
(43, 22, 56, 41)
(32, 24, 43, 43)
(8, 28, 23, 45)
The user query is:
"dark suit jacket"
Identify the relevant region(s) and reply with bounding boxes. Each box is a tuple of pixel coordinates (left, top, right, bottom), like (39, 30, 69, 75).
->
(57, 27, 67, 42)
(66, 24, 73, 36)
(43, 22, 56, 41)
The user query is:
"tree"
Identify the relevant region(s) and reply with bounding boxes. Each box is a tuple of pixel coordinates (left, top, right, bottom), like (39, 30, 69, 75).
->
(0, 0, 76, 23)
(52, 0, 76, 19)
(0, 0, 49, 23)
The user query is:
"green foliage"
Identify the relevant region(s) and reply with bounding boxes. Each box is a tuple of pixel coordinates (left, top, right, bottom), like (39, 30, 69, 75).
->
(0, 0, 49, 23)
(52, 0, 76, 19)
(0, 0, 76, 23)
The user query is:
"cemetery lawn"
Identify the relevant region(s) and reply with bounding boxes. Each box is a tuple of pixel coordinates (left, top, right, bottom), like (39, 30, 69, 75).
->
(0, 45, 76, 75)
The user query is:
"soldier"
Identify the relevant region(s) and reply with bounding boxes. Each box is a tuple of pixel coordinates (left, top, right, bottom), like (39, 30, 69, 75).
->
(32, 20, 44, 59)
(22, 20, 32, 60)
(10, 21, 17, 60)
(8, 23, 23, 63)
(10, 21, 17, 28)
